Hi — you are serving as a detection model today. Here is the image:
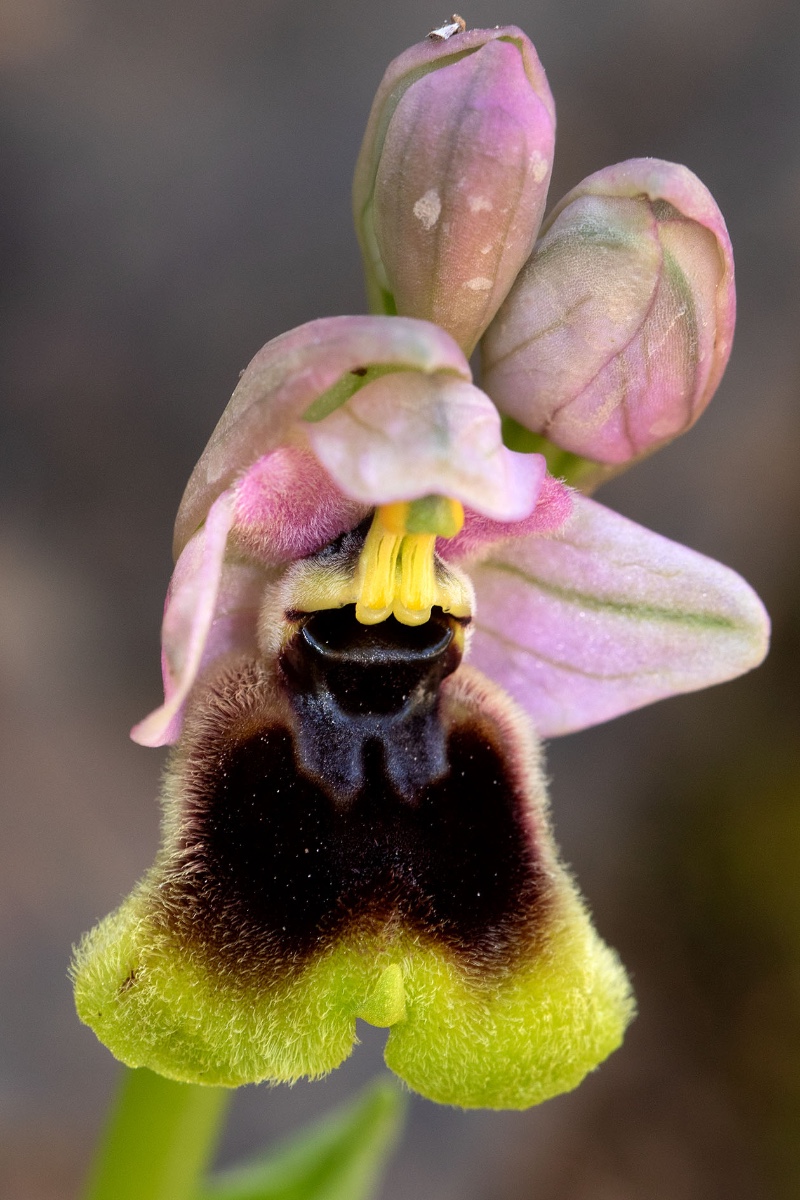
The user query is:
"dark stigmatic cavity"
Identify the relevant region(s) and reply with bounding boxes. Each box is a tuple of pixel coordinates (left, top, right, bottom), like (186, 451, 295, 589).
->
(165, 609, 547, 985)
(279, 606, 463, 801)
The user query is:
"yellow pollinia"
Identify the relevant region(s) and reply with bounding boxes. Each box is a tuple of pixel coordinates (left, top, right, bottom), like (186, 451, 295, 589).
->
(355, 496, 465, 626)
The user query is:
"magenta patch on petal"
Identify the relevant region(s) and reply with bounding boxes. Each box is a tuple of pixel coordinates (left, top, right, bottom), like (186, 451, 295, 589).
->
(440, 475, 573, 562)
(232, 447, 369, 564)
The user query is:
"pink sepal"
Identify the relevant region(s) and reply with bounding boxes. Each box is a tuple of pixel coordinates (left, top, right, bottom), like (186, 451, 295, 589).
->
(131, 493, 264, 747)
(468, 494, 769, 736)
(174, 315, 470, 559)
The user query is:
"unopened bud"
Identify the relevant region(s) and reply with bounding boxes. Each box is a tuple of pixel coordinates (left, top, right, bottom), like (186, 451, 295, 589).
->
(353, 26, 556, 354)
(482, 159, 736, 465)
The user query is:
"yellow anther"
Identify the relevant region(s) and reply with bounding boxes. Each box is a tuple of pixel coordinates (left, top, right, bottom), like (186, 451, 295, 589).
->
(355, 510, 402, 624)
(395, 533, 436, 625)
(355, 496, 465, 626)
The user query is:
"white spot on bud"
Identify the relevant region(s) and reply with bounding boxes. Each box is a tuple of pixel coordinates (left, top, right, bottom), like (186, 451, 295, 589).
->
(464, 276, 493, 291)
(529, 152, 549, 184)
(468, 195, 493, 214)
(413, 189, 442, 231)
(427, 14, 466, 40)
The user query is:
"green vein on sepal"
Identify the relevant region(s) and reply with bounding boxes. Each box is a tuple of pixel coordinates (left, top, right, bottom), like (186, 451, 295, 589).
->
(484, 558, 741, 631)
(302, 365, 404, 423)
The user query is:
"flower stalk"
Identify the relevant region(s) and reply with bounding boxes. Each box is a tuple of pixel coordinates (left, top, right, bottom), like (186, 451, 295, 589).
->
(83, 1068, 229, 1200)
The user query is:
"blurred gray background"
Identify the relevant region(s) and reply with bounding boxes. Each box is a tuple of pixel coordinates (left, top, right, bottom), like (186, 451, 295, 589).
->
(1, 0, 799, 1197)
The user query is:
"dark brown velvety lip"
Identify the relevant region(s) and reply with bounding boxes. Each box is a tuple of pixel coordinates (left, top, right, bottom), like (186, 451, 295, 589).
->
(159, 615, 550, 988)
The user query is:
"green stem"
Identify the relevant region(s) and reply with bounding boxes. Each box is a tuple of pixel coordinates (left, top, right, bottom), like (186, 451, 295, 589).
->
(83, 1067, 231, 1200)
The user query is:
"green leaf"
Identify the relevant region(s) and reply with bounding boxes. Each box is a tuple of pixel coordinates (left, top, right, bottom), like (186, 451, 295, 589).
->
(197, 1078, 406, 1200)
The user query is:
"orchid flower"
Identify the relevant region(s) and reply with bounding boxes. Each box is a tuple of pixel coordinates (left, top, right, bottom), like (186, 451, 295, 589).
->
(73, 23, 769, 1111)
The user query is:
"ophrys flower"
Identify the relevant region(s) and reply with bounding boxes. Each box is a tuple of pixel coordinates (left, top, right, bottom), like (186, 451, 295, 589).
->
(73, 23, 768, 1111)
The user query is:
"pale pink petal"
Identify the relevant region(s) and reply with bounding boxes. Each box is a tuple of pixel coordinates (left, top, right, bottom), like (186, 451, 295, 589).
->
(174, 315, 470, 558)
(231, 446, 369, 564)
(306, 372, 541, 520)
(469, 494, 769, 736)
(131, 493, 264, 747)
(439, 474, 573, 562)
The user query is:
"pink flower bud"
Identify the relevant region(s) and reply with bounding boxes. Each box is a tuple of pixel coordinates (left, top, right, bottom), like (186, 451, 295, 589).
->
(482, 159, 736, 464)
(353, 27, 556, 353)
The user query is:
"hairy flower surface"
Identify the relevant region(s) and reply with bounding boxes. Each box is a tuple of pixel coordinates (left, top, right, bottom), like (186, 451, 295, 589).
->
(73, 23, 769, 1111)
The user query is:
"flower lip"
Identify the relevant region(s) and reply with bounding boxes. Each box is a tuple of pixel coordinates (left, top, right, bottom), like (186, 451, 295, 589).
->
(176, 660, 545, 973)
(74, 654, 634, 1105)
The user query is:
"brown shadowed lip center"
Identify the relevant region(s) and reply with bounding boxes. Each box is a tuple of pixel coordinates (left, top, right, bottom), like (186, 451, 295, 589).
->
(160, 611, 550, 988)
